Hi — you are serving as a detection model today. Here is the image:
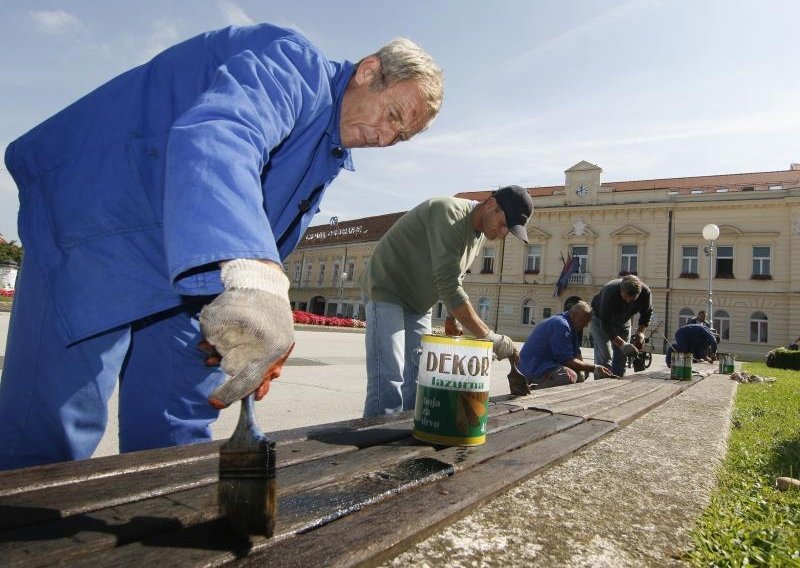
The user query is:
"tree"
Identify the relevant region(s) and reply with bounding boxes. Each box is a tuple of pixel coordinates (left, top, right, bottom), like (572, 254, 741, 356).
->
(0, 241, 23, 264)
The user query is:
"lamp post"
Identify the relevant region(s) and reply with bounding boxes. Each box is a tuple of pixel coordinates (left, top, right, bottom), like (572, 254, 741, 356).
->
(702, 223, 720, 331)
(339, 272, 348, 317)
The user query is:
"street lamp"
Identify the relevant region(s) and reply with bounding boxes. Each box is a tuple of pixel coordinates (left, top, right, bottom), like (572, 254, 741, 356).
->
(339, 272, 348, 317)
(702, 223, 720, 331)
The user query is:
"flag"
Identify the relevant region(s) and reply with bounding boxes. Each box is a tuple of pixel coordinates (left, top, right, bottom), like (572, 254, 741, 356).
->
(553, 253, 580, 297)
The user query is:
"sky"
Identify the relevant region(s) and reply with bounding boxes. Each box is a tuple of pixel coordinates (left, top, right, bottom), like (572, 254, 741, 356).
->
(1, 0, 799, 243)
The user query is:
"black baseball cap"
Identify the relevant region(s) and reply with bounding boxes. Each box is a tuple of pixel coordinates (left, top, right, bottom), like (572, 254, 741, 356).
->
(492, 185, 534, 243)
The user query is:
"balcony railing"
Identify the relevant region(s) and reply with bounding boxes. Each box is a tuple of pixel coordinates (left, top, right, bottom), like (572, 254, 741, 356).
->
(568, 272, 592, 285)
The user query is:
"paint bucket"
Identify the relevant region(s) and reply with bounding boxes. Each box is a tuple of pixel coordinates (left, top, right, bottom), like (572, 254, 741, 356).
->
(718, 352, 736, 374)
(670, 352, 692, 381)
(412, 334, 493, 446)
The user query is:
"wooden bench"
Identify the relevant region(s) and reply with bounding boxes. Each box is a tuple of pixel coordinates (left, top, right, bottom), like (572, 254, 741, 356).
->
(0, 367, 713, 567)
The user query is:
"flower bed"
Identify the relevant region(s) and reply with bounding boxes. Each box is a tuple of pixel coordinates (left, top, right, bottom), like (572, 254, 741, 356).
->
(292, 310, 366, 328)
(0, 289, 14, 298)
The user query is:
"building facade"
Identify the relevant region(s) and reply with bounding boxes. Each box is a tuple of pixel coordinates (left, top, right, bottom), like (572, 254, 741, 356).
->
(286, 162, 800, 360)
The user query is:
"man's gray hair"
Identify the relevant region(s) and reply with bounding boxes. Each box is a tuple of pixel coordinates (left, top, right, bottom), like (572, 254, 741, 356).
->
(365, 38, 444, 121)
(569, 300, 593, 318)
(620, 274, 642, 297)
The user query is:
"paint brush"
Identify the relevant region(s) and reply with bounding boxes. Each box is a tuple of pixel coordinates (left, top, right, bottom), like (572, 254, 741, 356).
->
(218, 393, 276, 537)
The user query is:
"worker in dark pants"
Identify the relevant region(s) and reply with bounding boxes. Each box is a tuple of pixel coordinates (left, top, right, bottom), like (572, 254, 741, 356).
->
(666, 324, 719, 367)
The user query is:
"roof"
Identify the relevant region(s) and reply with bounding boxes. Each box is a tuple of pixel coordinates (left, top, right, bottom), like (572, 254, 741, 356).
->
(455, 168, 800, 200)
(297, 211, 406, 249)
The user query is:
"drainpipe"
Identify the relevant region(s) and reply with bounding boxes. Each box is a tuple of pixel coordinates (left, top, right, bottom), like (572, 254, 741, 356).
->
(664, 210, 673, 353)
(494, 240, 505, 330)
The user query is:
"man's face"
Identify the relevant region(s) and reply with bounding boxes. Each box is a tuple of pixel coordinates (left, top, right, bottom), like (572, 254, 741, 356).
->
(339, 57, 431, 148)
(573, 311, 592, 331)
(620, 290, 639, 304)
(480, 201, 510, 241)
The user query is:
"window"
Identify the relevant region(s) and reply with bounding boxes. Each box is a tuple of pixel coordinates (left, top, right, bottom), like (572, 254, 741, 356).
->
(435, 302, 445, 319)
(571, 245, 588, 274)
(303, 263, 313, 284)
(521, 299, 535, 325)
(525, 245, 542, 273)
(620, 245, 638, 275)
(293, 262, 302, 283)
(318, 263, 326, 286)
(542, 308, 552, 319)
(752, 246, 771, 278)
(714, 310, 730, 341)
(679, 308, 694, 328)
(681, 246, 698, 276)
(332, 263, 341, 283)
(478, 297, 490, 321)
(482, 247, 495, 273)
(750, 312, 768, 343)
(715, 246, 734, 278)
(347, 262, 355, 281)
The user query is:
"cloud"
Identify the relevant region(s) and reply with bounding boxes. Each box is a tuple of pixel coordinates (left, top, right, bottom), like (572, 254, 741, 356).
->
(140, 19, 181, 62)
(29, 10, 82, 34)
(217, 1, 255, 26)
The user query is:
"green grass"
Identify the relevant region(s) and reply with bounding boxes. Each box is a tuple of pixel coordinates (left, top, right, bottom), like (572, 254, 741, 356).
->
(686, 362, 800, 567)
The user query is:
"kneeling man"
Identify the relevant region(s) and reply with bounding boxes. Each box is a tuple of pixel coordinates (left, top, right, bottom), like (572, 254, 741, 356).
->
(511, 301, 615, 393)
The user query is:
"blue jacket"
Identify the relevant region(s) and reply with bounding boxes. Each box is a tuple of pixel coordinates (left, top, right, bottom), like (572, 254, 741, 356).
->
(518, 312, 580, 379)
(5, 24, 354, 343)
(675, 324, 718, 358)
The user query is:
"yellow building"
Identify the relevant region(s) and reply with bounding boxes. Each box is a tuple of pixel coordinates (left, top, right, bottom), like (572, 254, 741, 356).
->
(286, 162, 800, 360)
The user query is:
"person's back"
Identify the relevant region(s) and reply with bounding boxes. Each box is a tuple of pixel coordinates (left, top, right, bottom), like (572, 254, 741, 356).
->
(518, 312, 575, 379)
(363, 197, 481, 314)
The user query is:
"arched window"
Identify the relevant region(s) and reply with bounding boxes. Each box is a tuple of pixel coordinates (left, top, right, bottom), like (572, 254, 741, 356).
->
(478, 297, 490, 322)
(750, 312, 768, 343)
(679, 308, 694, 328)
(714, 310, 730, 341)
(521, 299, 535, 325)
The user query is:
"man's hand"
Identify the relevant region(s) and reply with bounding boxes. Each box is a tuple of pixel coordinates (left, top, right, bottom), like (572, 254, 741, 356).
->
(444, 316, 463, 337)
(593, 365, 617, 379)
(484, 331, 516, 360)
(632, 332, 645, 349)
(620, 342, 639, 357)
(200, 259, 295, 409)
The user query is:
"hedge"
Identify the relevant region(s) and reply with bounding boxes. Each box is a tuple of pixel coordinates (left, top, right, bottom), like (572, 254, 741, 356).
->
(765, 347, 800, 371)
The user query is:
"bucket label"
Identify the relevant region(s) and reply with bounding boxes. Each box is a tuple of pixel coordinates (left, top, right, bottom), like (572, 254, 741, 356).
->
(413, 336, 492, 446)
(671, 352, 692, 381)
(718, 353, 735, 374)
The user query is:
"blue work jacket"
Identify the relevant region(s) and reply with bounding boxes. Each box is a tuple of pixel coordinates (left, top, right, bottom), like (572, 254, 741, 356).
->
(518, 312, 581, 379)
(5, 24, 354, 343)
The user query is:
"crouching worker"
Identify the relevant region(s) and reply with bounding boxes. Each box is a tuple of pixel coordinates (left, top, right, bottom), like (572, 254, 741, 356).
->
(666, 323, 719, 367)
(509, 301, 615, 394)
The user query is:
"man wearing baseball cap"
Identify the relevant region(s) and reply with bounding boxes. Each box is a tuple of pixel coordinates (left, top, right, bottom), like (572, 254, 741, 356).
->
(361, 185, 534, 417)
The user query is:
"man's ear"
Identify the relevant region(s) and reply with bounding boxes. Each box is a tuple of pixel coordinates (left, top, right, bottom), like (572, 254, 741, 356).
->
(354, 55, 382, 87)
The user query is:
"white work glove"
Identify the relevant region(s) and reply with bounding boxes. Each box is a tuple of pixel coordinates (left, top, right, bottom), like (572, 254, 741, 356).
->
(200, 259, 295, 409)
(593, 365, 617, 379)
(484, 331, 516, 361)
(620, 342, 639, 357)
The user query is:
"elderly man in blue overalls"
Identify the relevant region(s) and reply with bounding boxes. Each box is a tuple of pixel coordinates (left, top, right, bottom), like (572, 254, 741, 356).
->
(0, 23, 443, 470)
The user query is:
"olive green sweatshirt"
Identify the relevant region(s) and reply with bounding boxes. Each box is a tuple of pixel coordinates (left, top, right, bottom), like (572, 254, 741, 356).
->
(362, 197, 484, 314)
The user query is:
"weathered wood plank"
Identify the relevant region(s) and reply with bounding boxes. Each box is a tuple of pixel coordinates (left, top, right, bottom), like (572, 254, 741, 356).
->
(591, 383, 682, 425)
(13, 412, 579, 567)
(528, 378, 668, 418)
(237, 420, 618, 568)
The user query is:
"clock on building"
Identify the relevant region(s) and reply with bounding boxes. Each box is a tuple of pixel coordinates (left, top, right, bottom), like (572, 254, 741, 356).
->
(576, 183, 589, 197)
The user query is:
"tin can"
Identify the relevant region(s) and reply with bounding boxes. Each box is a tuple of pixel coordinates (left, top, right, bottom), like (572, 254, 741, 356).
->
(412, 335, 492, 446)
(670, 352, 692, 381)
(718, 352, 735, 374)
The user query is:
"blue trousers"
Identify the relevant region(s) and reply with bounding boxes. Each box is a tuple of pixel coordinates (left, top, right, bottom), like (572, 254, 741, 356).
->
(588, 317, 630, 377)
(362, 300, 431, 417)
(0, 259, 225, 470)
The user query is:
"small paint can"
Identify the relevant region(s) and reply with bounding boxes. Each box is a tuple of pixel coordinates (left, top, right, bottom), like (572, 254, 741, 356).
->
(718, 352, 736, 374)
(412, 334, 492, 446)
(670, 352, 692, 381)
